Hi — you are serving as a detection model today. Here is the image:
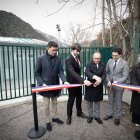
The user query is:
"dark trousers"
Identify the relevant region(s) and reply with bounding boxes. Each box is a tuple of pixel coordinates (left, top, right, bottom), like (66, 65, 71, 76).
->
(67, 87, 82, 117)
(132, 113, 140, 125)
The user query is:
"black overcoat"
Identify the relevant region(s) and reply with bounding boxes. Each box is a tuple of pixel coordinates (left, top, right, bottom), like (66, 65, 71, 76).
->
(84, 61, 106, 102)
(130, 63, 140, 116)
(34, 52, 66, 97)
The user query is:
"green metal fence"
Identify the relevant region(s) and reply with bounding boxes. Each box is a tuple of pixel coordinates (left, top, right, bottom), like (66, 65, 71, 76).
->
(0, 45, 112, 101)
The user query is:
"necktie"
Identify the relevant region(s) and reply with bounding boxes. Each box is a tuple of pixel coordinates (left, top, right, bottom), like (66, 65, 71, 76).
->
(75, 56, 78, 62)
(75, 56, 80, 66)
(113, 60, 117, 71)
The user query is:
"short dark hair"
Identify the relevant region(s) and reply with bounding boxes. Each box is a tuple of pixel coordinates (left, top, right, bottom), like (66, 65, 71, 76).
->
(71, 43, 81, 52)
(112, 47, 122, 55)
(47, 41, 58, 48)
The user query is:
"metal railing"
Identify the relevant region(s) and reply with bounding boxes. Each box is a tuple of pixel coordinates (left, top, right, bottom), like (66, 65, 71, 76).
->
(0, 45, 112, 101)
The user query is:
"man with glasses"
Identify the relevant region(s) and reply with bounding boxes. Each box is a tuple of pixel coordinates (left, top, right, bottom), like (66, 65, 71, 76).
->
(65, 43, 91, 125)
(103, 47, 129, 125)
(85, 51, 106, 124)
(34, 41, 69, 131)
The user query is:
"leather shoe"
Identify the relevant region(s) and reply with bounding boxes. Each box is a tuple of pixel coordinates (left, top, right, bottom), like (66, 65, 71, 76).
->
(46, 122, 52, 131)
(95, 118, 103, 124)
(114, 119, 120, 125)
(87, 117, 93, 123)
(52, 118, 64, 124)
(77, 112, 87, 118)
(66, 117, 71, 125)
(134, 130, 140, 140)
(103, 115, 113, 120)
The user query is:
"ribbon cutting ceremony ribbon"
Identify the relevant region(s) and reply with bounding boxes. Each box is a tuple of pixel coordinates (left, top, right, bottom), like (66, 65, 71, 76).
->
(112, 83, 140, 92)
(32, 84, 83, 93)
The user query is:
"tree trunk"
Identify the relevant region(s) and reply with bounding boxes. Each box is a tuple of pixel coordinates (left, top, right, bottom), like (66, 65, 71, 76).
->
(111, 0, 127, 56)
(133, 0, 140, 64)
(106, 0, 113, 47)
(102, 0, 105, 46)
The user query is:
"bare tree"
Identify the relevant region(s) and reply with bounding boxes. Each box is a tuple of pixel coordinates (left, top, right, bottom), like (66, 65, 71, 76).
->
(132, 0, 140, 64)
(36, 0, 139, 63)
(100, 0, 131, 58)
(106, 0, 113, 46)
(102, 0, 106, 46)
(111, 0, 127, 54)
(63, 23, 91, 46)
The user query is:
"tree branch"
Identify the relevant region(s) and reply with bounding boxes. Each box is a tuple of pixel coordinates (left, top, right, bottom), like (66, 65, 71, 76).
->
(46, 2, 67, 17)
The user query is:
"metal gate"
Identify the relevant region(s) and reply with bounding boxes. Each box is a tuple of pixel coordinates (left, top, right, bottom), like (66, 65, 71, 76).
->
(0, 43, 112, 101)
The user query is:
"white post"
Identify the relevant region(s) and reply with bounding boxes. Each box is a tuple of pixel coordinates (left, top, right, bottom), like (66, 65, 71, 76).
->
(56, 24, 61, 47)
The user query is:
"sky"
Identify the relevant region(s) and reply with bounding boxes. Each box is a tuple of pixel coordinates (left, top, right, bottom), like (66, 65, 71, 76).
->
(0, 0, 102, 41)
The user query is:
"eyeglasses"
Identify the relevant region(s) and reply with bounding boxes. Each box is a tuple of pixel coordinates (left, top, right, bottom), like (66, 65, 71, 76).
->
(112, 55, 119, 57)
(93, 58, 100, 59)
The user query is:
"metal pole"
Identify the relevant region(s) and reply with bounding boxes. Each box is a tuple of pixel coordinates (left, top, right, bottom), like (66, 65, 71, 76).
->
(32, 84, 38, 131)
(56, 24, 61, 47)
(27, 84, 46, 139)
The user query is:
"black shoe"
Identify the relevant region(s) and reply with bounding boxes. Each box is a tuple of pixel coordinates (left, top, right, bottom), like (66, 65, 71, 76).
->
(66, 117, 71, 125)
(135, 130, 140, 140)
(95, 118, 103, 124)
(114, 119, 120, 125)
(87, 117, 93, 123)
(52, 118, 64, 124)
(46, 122, 52, 131)
(77, 112, 87, 118)
(103, 115, 113, 120)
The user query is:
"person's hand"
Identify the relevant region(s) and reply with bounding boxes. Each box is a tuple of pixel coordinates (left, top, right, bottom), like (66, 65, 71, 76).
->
(93, 83, 97, 87)
(64, 81, 70, 85)
(108, 81, 111, 87)
(97, 78, 102, 84)
(93, 79, 101, 87)
(93, 75, 101, 82)
(94, 80, 101, 86)
(93, 75, 98, 80)
(93, 75, 102, 85)
(42, 83, 48, 86)
(84, 80, 92, 86)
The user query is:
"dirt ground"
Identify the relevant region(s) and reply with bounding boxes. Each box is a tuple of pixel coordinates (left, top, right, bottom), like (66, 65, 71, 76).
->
(0, 99, 139, 140)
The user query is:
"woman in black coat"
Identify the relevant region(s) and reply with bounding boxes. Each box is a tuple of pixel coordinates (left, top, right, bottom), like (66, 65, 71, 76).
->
(130, 52, 140, 139)
(85, 51, 106, 124)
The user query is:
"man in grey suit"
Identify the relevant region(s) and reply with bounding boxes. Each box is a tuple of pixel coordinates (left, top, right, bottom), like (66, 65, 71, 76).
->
(103, 47, 129, 125)
(34, 41, 69, 131)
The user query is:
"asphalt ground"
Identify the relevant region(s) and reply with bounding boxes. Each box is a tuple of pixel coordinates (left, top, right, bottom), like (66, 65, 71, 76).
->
(0, 96, 139, 140)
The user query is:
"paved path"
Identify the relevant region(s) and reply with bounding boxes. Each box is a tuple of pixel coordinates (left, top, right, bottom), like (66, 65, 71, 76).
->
(0, 99, 139, 140)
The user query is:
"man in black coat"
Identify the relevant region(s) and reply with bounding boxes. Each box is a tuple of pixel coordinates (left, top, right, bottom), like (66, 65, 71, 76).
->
(65, 43, 91, 125)
(130, 52, 140, 139)
(34, 41, 69, 131)
(85, 51, 106, 124)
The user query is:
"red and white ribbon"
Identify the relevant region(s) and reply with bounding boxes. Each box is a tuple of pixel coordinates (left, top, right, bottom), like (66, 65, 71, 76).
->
(112, 83, 140, 92)
(32, 84, 83, 93)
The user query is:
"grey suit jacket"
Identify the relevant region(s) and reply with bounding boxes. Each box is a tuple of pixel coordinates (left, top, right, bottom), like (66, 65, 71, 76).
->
(106, 58, 129, 84)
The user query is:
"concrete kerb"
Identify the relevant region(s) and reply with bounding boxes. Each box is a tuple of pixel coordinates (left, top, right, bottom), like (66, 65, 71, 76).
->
(0, 89, 131, 109)
(0, 94, 108, 109)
